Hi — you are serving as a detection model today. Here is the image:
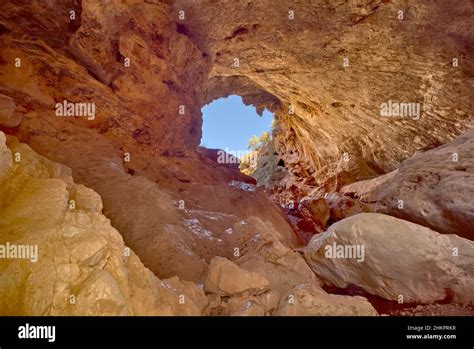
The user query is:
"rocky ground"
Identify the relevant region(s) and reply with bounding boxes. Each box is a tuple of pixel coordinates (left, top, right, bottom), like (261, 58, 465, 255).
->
(0, 0, 472, 316)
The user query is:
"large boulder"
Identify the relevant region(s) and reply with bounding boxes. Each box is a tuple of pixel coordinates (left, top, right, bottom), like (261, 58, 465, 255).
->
(298, 195, 331, 229)
(304, 213, 474, 305)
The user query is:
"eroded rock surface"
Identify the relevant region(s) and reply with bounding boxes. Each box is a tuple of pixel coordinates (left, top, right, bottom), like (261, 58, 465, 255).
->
(0, 132, 207, 315)
(0, 94, 20, 127)
(175, 0, 474, 199)
(275, 284, 378, 316)
(205, 257, 270, 296)
(305, 213, 474, 305)
(335, 130, 474, 240)
(377, 130, 474, 240)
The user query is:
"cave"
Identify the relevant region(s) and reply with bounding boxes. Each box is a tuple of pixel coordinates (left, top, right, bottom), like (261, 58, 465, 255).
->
(0, 0, 473, 324)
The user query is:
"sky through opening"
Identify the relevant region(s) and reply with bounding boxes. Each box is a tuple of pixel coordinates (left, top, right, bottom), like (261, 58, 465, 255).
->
(200, 95, 273, 154)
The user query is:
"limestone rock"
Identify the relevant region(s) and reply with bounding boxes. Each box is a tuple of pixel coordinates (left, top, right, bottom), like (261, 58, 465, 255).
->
(205, 257, 270, 296)
(0, 94, 21, 127)
(230, 300, 266, 316)
(7, 115, 302, 286)
(232, 217, 321, 296)
(161, 276, 209, 316)
(340, 170, 398, 204)
(257, 290, 280, 313)
(1, 0, 472, 202)
(207, 289, 280, 316)
(377, 130, 474, 240)
(341, 130, 474, 239)
(0, 132, 11, 178)
(0, 132, 205, 315)
(213, 295, 267, 316)
(325, 192, 372, 222)
(390, 304, 474, 317)
(304, 213, 474, 305)
(275, 284, 378, 316)
(299, 196, 330, 227)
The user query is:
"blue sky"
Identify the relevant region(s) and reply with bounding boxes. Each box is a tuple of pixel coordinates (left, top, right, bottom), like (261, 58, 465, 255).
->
(200, 95, 273, 151)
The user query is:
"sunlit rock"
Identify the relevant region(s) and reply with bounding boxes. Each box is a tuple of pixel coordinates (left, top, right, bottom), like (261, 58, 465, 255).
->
(275, 284, 378, 316)
(304, 213, 474, 305)
(205, 257, 270, 296)
(0, 132, 206, 315)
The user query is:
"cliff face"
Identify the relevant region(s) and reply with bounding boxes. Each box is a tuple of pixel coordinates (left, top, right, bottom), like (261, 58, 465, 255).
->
(0, 0, 208, 152)
(0, 0, 473, 316)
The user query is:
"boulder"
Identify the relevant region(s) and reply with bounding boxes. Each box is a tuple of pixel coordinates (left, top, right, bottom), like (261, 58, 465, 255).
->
(325, 192, 372, 222)
(230, 300, 266, 316)
(233, 224, 322, 296)
(300, 196, 330, 226)
(204, 257, 270, 296)
(304, 213, 474, 305)
(344, 130, 474, 239)
(340, 170, 398, 203)
(274, 284, 378, 316)
(0, 132, 12, 178)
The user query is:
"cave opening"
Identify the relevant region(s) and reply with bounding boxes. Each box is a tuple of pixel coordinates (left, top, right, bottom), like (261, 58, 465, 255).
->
(200, 95, 273, 173)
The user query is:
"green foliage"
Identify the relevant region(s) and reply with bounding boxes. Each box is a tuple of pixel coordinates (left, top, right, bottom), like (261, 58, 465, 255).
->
(247, 135, 260, 150)
(259, 131, 271, 144)
(247, 130, 272, 151)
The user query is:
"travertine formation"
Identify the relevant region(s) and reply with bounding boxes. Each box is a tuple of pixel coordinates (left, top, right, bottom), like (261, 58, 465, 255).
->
(0, 0, 472, 316)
